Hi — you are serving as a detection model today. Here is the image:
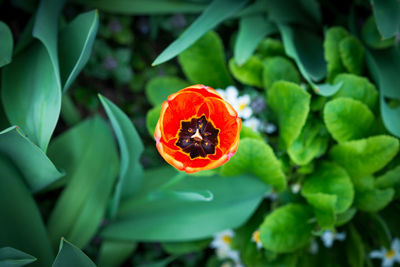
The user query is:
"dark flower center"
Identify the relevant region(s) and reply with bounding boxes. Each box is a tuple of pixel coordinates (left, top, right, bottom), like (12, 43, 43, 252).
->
(176, 115, 219, 159)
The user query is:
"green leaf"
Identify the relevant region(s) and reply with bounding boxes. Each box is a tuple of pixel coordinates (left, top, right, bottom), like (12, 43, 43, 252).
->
(259, 204, 314, 253)
(178, 31, 233, 88)
(99, 95, 144, 219)
(70, 0, 208, 14)
(346, 225, 365, 267)
(332, 74, 378, 110)
(0, 247, 36, 267)
(324, 98, 374, 143)
(146, 105, 162, 138)
(302, 161, 354, 214)
(0, 21, 13, 67)
(240, 125, 263, 141)
(145, 76, 189, 106)
(1, 42, 61, 151)
(52, 239, 96, 267)
(288, 117, 328, 166)
(366, 47, 400, 137)
(262, 56, 300, 89)
(339, 36, 364, 75)
(335, 208, 357, 226)
(102, 171, 270, 241)
(267, 81, 310, 148)
(220, 138, 286, 191)
(371, 0, 400, 39)
(234, 15, 277, 65)
(97, 241, 136, 267)
(153, 0, 248, 65)
(324, 26, 348, 82)
(257, 38, 285, 58)
(0, 155, 54, 267)
(362, 16, 394, 50)
(47, 117, 119, 249)
(59, 10, 99, 92)
(0, 126, 63, 193)
(229, 56, 263, 87)
(329, 135, 399, 178)
(375, 165, 400, 189)
(279, 24, 342, 96)
(303, 193, 336, 229)
(161, 239, 211, 255)
(354, 177, 394, 212)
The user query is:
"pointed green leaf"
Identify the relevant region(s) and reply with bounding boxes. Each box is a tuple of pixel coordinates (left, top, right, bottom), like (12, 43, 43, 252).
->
(362, 16, 394, 49)
(0, 21, 13, 67)
(267, 81, 310, 148)
(339, 36, 364, 75)
(59, 10, 99, 92)
(329, 135, 399, 178)
(259, 204, 314, 253)
(47, 117, 119, 249)
(324, 98, 374, 143)
(262, 56, 300, 89)
(0, 247, 36, 267)
(153, 0, 248, 65)
(146, 105, 162, 138)
(1, 42, 61, 151)
(99, 95, 144, 219)
(178, 31, 233, 88)
(229, 56, 263, 87)
(332, 74, 378, 110)
(0, 126, 63, 193)
(0, 156, 54, 267)
(52, 239, 96, 267)
(288, 117, 328, 165)
(145, 76, 189, 106)
(371, 0, 400, 39)
(102, 171, 270, 241)
(324, 27, 348, 82)
(234, 15, 277, 65)
(97, 241, 136, 267)
(220, 138, 286, 191)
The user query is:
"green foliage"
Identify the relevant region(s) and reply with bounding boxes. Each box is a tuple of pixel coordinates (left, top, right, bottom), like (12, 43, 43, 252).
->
(0, 247, 36, 267)
(362, 16, 394, 49)
(257, 38, 285, 58)
(146, 105, 162, 138)
(370, 0, 400, 39)
(53, 239, 96, 267)
(324, 27, 348, 82)
(0, 21, 13, 67)
(97, 241, 136, 267)
(339, 36, 364, 75)
(262, 56, 300, 89)
(145, 76, 189, 106)
(220, 138, 286, 191)
(162, 239, 211, 255)
(240, 126, 264, 141)
(229, 56, 263, 87)
(178, 31, 233, 88)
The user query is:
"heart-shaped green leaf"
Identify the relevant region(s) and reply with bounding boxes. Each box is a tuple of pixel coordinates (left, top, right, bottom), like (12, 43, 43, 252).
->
(0, 21, 13, 67)
(0, 247, 36, 267)
(229, 56, 263, 87)
(52, 239, 96, 267)
(220, 138, 286, 191)
(262, 56, 300, 89)
(324, 26, 348, 82)
(145, 76, 189, 106)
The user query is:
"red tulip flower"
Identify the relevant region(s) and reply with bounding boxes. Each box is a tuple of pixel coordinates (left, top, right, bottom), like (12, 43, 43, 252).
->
(155, 84, 242, 173)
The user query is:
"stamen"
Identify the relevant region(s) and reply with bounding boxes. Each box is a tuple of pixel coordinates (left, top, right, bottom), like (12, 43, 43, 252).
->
(191, 128, 203, 141)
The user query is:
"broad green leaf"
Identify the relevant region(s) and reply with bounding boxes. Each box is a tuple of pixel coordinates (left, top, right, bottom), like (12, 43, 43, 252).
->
(329, 135, 399, 178)
(52, 239, 96, 267)
(97, 241, 136, 267)
(335, 208, 357, 226)
(262, 56, 300, 89)
(99, 95, 144, 219)
(324, 27, 348, 82)
(60, 94, 81, 126)
(267, 81, 310, 148)
(259, 204, 314, 253)
(375, 165, 400, 190)
(0, 247, 36, 267)
(146, 105, 162, 138)
(102, 172, 270, 241)
(354, 177, 394, 212)
(70, 0, 208, 14)
(0, 155, 54, 267)
(302, 162, 354, 214)
(0, 126, 63, 193)
(324, 98, 374, 143)
(220, 138, 286, 191)
(234, 15, 277, 65)
(33, 0, 65, 86)
(178, 31, 233, 88)
(145, 76, 189, 106)
(153, 0, 248, 65)
(288, 118, 328, 166)
(332, 74, 378, 110)
(362, 16, 394, 50)
(59, 10, 99, 92)
(303, 193, 336, 229)
(1, 42, 61, 151)
(229, 56, 263, 87)
(240, 125, 263, 141)
(339, 36, 364, 75)
(371, 0, 400, 39)
(47, 117, 119, 249)
(0, 21, 13, 67)
(366, 47, 400, 137)
(346, 225, 364, 267)
(162, 239, 210, 255)
(257, 38, 285, 58)
(279, 24, 342, 96)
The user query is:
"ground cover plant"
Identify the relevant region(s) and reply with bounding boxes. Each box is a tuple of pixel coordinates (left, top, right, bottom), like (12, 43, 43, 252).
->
(1, 0, 400, 266)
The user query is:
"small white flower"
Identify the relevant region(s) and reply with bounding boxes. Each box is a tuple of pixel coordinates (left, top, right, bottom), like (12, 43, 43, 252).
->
(264, 123, 277, 134)
(321, 230, 346, 248)
(216, 86, 252, 119)
(251, 229, 263, 249)
(243, 117, 261, 132)
(291, 183, 301, 194)
(210, 229, 243, 266)
(370, 238, 400, 267)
